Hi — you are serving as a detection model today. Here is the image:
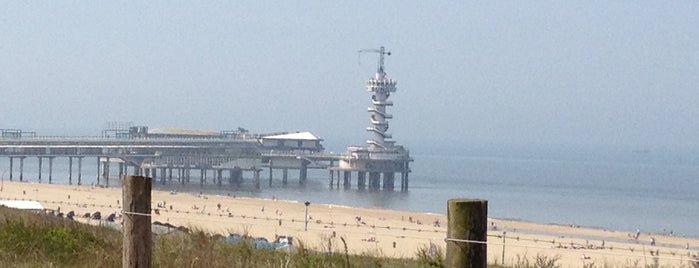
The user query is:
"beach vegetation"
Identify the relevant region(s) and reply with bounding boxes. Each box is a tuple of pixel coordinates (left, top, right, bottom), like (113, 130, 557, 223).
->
(512, 253, 561, 268)
(415, 243, 444, 267)
(581, 262, 597, 268)
(0, 206, 448, 267)
(0, 207, 121, 267)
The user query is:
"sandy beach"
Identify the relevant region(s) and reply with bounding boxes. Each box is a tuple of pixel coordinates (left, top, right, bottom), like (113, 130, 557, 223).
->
(1, 180, 697, 267)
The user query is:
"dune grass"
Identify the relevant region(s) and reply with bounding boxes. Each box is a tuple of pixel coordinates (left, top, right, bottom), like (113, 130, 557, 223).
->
(0, 206, 439, 267)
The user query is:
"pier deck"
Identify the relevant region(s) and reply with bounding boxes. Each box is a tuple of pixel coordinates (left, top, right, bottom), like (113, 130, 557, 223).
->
(0, 135, 410, 191)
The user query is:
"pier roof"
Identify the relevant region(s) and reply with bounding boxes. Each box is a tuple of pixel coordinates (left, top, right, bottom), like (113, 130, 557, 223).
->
(262, 132, 322, 141)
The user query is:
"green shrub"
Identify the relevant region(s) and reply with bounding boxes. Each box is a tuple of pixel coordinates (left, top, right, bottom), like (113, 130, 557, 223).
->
(41, 227, 79, 262)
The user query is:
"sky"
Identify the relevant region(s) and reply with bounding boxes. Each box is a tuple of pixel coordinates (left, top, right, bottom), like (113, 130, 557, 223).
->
(1, 2, 698, 152)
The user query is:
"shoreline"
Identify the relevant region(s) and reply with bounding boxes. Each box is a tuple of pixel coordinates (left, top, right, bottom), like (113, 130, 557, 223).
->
(151, 180, 699, 240)
(1, 180, 698, 267)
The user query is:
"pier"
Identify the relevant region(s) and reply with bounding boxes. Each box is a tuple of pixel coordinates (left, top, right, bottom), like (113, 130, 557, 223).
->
(0, 125, 411, 191)
(0, 46, 412, 191)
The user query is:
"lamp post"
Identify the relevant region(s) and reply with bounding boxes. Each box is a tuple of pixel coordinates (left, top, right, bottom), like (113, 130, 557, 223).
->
(304, 201, 311, 231)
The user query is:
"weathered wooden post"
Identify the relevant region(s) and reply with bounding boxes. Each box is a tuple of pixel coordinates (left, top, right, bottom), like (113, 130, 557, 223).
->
(122, 175, 152, 268)
(446, 198, 488, 268)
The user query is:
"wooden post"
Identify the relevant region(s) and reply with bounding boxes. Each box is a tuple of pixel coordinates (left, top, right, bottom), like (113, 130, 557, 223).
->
(446, 198, 488, 268)
(122, 175, 152, 268)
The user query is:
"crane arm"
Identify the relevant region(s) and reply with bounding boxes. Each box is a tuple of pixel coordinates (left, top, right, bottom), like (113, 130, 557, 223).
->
(358, 46, 391, 74)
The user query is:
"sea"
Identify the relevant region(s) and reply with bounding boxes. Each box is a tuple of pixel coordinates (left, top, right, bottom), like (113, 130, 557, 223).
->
(2, 143, 698, 237)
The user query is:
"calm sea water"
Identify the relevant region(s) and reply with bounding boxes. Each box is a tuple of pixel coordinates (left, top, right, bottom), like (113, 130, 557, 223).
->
(2, 144, 698, 237)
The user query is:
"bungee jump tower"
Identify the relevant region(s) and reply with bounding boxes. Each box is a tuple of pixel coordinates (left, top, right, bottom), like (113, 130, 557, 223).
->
(334, 46, 413, 191)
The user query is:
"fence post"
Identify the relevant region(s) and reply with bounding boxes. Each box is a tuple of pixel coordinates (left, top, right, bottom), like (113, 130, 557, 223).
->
(446, 198, 488, 268)
(122, 175, 152, 268)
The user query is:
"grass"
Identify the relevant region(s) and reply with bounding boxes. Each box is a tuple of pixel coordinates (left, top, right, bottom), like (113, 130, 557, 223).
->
(0, 206, 434, 267)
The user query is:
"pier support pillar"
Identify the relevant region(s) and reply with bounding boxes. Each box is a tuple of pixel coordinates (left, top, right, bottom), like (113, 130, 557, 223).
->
(9, 157, 13, 181)
(38, 157, 43, 183)
(200, 169, 205, 188)
(402, 162, 410, 191)
(282, 168, 288, 185)
(268, 160, 273, 186)
(299, 162, 308, 185)
(68, 157, 73, 185)
(96, 157, 101, 185)
(48, 157, 54, 184)
(382, 172, 394, 191)
(230, 168, 243, 185)
(217, 169, 223, 187)
(19, 157, 25, 182)
(168, 168, 173, 183)
(229, 169, 237, 185)
(103, 158, 110, 187)
(357, 171, 366, 189)
(160, 168, 166, 185)
(400, 162, 409, 191)
(77, 157, 83, 185)
(336, 170, 340, 187)
(268, 166, 273, 186)
(343, 171, 351, 187)
(369, 172, 380, 190)
(254, 170, 260, 189)
(328, 161, 335, 188)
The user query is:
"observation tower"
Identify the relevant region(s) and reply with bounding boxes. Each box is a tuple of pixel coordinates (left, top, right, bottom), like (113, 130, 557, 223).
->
(335, 46, 412, 191)
(365, 46, 396, 149)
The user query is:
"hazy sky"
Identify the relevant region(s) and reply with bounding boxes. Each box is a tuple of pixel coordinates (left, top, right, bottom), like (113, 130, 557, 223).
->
(1, 2, 698, 151)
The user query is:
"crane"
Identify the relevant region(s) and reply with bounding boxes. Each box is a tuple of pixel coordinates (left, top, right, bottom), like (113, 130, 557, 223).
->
(358, 46, 391, 74)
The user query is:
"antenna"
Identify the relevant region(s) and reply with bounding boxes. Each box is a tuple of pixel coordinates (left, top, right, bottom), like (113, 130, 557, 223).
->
(358, 46, 391, 74)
